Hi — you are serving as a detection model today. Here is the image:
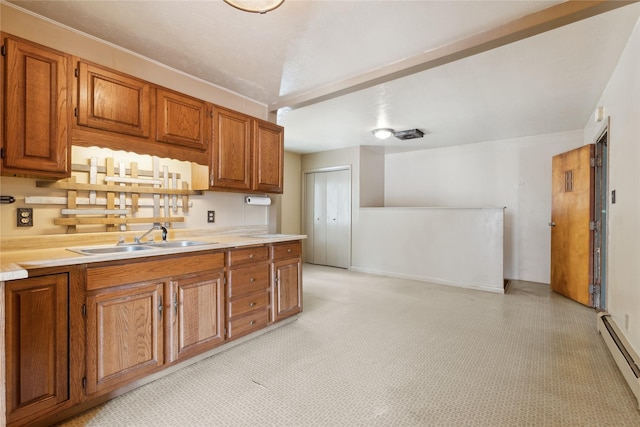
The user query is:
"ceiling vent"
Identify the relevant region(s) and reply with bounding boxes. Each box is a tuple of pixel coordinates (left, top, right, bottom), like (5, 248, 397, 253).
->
(393, 129, 425, 140)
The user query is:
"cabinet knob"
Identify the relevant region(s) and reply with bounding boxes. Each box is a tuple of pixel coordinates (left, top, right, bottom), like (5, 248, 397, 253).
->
(287, 249, 291, 253)
(249, 302, 256, 307)
(249, 254, 254, 259)
(250, 277, 255, 282)
(249, 320, 256, 326)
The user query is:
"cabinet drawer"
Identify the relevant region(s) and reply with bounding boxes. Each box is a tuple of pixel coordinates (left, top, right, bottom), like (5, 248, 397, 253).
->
(228, 264, 270, 298)
(228, 309, 270, 339)
(229, 291, 269, 318)
(227, 246, 269, 267)
(87, 252, 223, 290)
(271, 241, 301, 260)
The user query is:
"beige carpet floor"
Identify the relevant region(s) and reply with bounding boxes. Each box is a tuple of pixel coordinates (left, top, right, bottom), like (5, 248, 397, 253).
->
(59, 264, 640, 426)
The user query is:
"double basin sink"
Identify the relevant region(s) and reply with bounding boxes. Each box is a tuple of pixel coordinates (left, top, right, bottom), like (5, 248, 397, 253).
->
(69, 240, 211, 256)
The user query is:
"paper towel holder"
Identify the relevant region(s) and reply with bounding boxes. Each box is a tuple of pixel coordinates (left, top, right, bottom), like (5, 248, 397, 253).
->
(245, 196, 271, 206)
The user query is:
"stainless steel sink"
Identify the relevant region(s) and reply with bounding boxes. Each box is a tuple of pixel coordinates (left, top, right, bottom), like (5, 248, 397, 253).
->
(68, 245, 156, 255)
(145, 240, 212, 248)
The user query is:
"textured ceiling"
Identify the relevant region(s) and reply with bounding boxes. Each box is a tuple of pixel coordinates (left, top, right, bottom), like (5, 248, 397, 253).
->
(6, 1, 640, 154)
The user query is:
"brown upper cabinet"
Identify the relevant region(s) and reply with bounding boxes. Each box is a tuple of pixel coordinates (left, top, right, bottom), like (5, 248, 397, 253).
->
(211, 106, 252, 190)
(1, 34, 71, 179)
(1, 32, 282, 186)
(77, 62, 151, 138)
(76, 61, 151, 138)
(156, 88, 211, 151)
(206, 106, 284, 193)
(253, 119, 284, 194)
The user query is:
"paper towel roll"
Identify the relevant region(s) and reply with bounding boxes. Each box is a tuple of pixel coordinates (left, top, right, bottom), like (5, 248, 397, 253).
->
(245, 196, 271, 206)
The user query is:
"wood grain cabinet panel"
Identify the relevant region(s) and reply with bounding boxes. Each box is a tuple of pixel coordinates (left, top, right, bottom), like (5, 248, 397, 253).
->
(252, 119, 284, 193)
(156, 88, 210, 151)
(85, 281, 164, 396)
(4, 273, 69, 424)
(211, 106, 252, 190)
(272, 241, 302, 322)
(167, 271, 225, 362)
(2, 34, 70, 178)
(77, 61, 150, 138)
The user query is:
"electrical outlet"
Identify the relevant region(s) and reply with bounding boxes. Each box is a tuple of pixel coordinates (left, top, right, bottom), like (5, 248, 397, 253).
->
(17, 208, 33, 227)
(207, 210, 215, 223)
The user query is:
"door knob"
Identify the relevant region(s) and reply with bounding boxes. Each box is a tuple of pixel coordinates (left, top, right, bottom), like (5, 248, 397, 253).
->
(548, 222, 556, 227)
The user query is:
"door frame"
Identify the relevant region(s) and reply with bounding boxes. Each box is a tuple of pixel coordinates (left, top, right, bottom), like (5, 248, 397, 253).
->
(302, 166, 352, 268)
(593, 118, 610, 310)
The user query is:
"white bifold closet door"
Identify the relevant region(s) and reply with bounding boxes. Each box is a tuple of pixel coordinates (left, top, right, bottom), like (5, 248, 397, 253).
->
(305, 169, 350, 268)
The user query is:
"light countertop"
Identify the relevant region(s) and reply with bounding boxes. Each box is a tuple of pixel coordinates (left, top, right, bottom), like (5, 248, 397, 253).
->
(0, 230, 306, 282)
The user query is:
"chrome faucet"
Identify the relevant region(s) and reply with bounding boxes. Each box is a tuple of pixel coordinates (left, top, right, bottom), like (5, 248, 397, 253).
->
(134, 222, 168, 244)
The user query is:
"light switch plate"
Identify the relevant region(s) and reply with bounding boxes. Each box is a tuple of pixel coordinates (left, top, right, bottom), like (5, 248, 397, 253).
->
(207, 211, 215, 223)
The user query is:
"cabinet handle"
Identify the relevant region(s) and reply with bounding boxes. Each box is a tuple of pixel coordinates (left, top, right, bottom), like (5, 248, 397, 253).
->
(249, 302, 256, 307)
(250, 320, 256, 326)
(174, 292, 178, 316)
(158, 296, 163, 320)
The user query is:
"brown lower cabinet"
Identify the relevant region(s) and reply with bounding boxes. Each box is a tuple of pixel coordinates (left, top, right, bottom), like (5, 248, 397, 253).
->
(4, 265, 85, 427)
(85, 280, 165, 396)
(272, 242, 303, 322)
(4, 241, 302, 426)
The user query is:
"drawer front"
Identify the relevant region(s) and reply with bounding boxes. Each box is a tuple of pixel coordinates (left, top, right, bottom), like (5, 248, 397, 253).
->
(87, 251, 224, 290)
(229, 291, 270, 318)
(228, 309, 270, 339)
(228, 264, 270, 298)
(227, 246, 269, 267)
(271, 241, 301, 260)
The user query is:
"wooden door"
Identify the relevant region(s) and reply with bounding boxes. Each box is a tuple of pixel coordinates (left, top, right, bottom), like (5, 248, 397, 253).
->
(85, 281, 164, 396)
(252, 119, 284, 193)
(156, 88, 210, 151)
(550, 144, 594, 306)
(3, 35, 70, 178)
(5, 274, 69, 423)
(168, 271, 225, 362)
(212, 107, 251, 190)
(77, 61, 150, 138)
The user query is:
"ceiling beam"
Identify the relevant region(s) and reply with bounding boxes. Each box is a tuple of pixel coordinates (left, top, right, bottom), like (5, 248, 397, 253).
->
(271, 0, 638, 113)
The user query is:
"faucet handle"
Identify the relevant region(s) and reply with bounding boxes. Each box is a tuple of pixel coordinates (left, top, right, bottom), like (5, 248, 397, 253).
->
(117, 236, 125, 245)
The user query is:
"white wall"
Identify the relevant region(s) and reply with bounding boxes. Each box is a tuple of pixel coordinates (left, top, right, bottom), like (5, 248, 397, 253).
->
(354, 207, 505, 293)
(280, 152, 302, 234)
(584, 17, 640, 354)
(384, 131, 583, 283)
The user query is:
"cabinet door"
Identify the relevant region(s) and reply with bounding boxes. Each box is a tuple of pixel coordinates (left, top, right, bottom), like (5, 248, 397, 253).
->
(168, 271, 224, 362)
(3, 36, 69, 178)
(156, 88, 210, 151)
(5, 274, 69, 423)
(252, 119, 284, 193)
(85, 281, 164, 396)
(212, 107, 251, 190)
(273, 258, 302, 322)
(77, 61, 150, 138)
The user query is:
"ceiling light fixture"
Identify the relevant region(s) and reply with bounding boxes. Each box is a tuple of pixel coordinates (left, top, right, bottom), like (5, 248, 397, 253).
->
(372, 128, 425, 141)
(372, 128, 394, 140)
(223, 0, 285, 14)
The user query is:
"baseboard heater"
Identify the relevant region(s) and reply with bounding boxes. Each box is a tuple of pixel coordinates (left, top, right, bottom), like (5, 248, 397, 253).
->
(597, 312, 640, 407)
